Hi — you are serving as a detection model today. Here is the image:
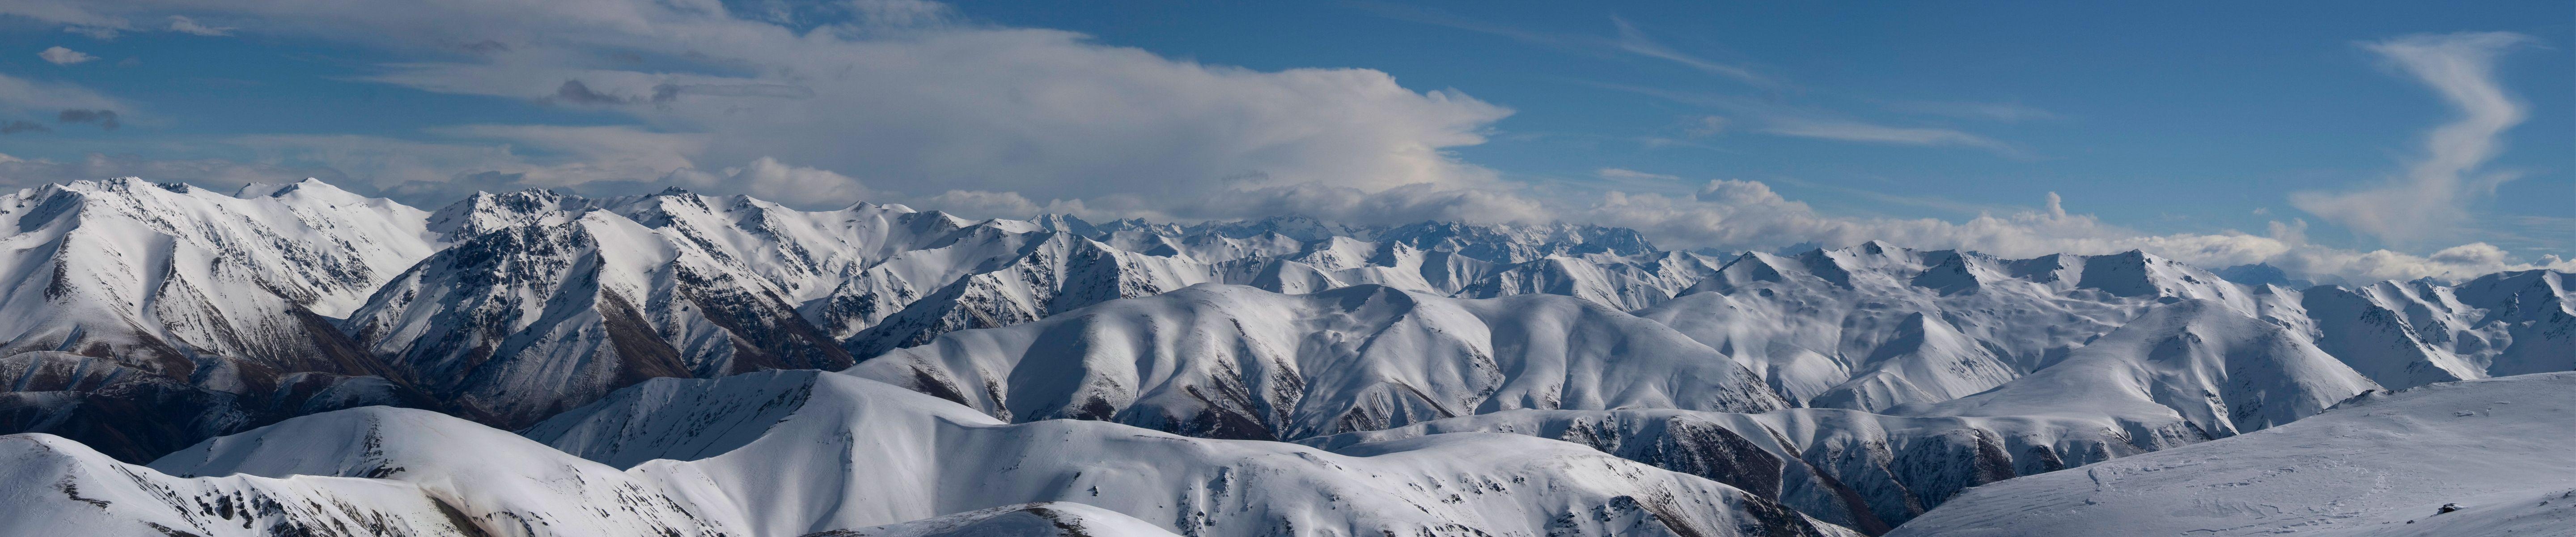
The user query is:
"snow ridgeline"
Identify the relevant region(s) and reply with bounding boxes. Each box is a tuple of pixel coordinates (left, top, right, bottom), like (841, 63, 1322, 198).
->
(2, 370, 1861, 537)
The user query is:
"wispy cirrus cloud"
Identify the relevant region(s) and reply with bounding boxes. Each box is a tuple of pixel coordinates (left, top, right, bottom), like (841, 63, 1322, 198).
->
(1358, 4, 1774, 87)
(1589, 81, 2029, 158)
(1882, 100, 2062, 123)
(1763, 117, 2026, 158)
(2291, 31, 2535, 247)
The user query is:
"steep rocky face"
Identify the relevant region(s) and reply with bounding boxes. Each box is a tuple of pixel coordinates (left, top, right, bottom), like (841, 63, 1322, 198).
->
(0, 179, 443, 461)
(0, 352, 432, 463)
(347, 211, 851, 428)
(849, 284, 1785, 441)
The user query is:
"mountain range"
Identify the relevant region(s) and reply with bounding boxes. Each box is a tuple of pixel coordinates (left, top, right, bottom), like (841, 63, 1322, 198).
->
(1, 177, 2567, 536)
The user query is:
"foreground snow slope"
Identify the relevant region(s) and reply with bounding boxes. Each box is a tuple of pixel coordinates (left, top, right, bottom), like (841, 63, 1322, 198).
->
(0, 433, 486, 537)
(846, 283, 1784, 441)
(529, 370, 1851, 537)
(1888, 372, 2576, 537)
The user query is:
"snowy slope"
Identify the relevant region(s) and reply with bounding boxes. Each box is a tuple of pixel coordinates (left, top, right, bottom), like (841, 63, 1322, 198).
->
(1303, 406, 2161, 533)
(1888, 372, 2576, 537)
(2297, 270, 2575, 390)
(846, 283, 1785, 440)
(1895, 298, 2379, 441)
(0, 178, 436, 389)
(803, 503, 1182, 537)
(1636, 243, 2267, 410)
(839, 233, 1224, 358)
(0, 433, 487, 537)
(150, 406, 732, 536)
(529, 370, 1851, 537)
(346, 207, 852, 427)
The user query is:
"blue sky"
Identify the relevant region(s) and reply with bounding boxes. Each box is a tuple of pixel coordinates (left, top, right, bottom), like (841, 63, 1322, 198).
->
(0, 0, 2568, 281)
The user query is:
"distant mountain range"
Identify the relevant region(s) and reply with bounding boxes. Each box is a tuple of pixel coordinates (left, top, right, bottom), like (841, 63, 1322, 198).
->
(1, 177, 2567, 536)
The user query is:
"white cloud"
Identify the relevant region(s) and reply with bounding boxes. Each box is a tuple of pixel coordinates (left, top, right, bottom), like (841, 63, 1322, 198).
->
(665, 157, 873, 206)
(38, 46, 96, 65)
(13, 0, 1511, 211)
(1567, 179, 2571, 283)
(1360, 6, 1773, 88)
(2291, 31, 2534, 247)
(167, 16, 233, 36)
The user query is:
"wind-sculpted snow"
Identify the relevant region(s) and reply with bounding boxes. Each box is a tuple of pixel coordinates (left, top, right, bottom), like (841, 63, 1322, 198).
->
(1890, 372, 2576, 537)
(1303, 406, 2161, 533)
(530, 370, 1852, 537)
(848, 284, 1786, 441)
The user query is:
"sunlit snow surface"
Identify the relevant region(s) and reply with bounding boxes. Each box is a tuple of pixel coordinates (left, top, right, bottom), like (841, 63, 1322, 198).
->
(1890, 372, 2576, 537)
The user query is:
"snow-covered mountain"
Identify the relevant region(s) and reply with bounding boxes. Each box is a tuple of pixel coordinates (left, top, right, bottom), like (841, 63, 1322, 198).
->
(1888, 372, 2576, 537)
(0, 178, 1753, 459)
(1635, 243, 2270, 410)
(0, 178, 436, 388)
(347, 192, 859, 427)
(2296, 269, 2573, 389)
(0, 176, 2571, 536)
(1894, 298, 2379, 440)
(1287, 299, 2392, 532)
(528, 369, 1850, 537)
(0, 369, 1865, 536)
(849, 283, 1786, 440)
